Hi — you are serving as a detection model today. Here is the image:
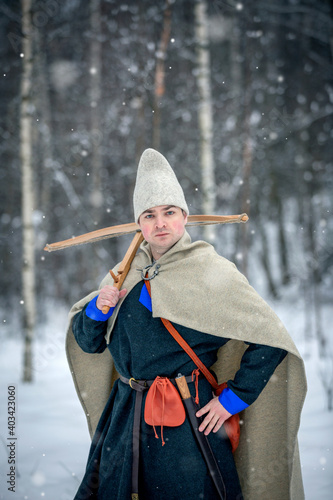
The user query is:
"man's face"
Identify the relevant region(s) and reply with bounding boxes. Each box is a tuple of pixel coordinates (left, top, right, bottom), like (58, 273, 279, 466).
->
(138, 205, 187, 260)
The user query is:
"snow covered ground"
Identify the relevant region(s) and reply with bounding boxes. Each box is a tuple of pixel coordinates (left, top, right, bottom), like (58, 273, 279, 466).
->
(0, 300, 332, 500)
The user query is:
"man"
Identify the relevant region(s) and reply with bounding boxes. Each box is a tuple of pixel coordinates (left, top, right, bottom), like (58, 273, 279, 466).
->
(67, 148, 306, 499)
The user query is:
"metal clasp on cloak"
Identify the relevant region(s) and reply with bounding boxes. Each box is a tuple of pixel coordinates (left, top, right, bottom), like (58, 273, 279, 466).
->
(139, 263, 161, 281)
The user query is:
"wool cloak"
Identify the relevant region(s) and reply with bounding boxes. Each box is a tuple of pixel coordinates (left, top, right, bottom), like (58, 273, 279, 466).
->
(66, 231, 307, 500)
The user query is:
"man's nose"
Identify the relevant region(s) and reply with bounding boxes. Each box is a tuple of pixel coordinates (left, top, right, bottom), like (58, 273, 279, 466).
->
(155, 216, 166, 228)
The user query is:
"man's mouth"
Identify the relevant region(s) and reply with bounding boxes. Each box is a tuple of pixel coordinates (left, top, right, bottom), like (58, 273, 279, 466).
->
(155, 232, 169, 237)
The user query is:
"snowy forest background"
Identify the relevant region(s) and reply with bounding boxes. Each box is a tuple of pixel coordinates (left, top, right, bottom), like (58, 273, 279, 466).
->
(0, 0, 332, 499)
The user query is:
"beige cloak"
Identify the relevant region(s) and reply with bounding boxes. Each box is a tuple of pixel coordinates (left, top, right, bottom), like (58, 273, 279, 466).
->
(66, 231, 307, 500)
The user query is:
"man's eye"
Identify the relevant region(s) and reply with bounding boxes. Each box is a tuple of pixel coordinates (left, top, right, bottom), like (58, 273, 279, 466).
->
(145, 214, 153, 219)
(166, 211, 175, 216)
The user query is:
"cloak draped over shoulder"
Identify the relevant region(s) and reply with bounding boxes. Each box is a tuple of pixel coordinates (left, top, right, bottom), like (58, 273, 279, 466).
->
(66, 231, 307, 500)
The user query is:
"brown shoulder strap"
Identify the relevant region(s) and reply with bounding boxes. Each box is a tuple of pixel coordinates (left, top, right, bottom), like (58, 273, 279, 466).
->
(144, 277, 219, 391)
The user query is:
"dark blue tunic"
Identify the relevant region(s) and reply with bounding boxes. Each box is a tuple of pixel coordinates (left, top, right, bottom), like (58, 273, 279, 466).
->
(72, 281, 286, 500)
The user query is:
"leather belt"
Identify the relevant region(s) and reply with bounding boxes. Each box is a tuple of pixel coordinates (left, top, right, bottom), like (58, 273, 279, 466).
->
(119, 373, 198, 500)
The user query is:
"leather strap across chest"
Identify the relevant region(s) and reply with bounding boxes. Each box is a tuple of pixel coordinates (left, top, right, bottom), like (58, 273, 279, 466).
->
(144, 276, 220, 392)
(143, 273, 241, 456)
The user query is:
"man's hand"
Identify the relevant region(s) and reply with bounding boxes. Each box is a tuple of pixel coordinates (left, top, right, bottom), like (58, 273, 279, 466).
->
(196, 396, 232, 436)
(96, 285, 127, 311)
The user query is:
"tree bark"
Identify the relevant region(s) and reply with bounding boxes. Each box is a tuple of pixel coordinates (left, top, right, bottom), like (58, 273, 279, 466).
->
(194, 0, 216, 243)
(89, 0, 103, 223)
(270, 175, 291, 285)
(258, 220, 279, 298)
(20, 0, 36, 383)
(277, 197, 290, 285)
(153, 0, 172, 150)
(34, 24, 53, 224)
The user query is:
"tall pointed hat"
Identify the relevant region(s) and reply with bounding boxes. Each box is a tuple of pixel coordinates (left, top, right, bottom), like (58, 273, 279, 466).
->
(133, 148, 189, 221)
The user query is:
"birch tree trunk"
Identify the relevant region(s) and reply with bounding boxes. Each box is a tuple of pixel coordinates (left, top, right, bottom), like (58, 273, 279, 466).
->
(89, 0, 103, 223)
(194, 0, 216, 243)
(239, 21, 252, 278)
(240, 131, 251, 276)
(20, 0, 36, 383)
(34, 25, 53, 222)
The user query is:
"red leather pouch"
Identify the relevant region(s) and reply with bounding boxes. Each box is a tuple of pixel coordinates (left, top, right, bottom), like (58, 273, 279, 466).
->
(144, 376, 186, 445)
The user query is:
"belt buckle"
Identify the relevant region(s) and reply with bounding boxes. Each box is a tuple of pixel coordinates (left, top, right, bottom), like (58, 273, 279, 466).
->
(129, 377, 148, 388)
(129, 377, 137, 389)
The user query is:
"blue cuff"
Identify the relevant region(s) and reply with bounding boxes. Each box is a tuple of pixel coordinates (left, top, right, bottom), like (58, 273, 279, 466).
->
(218, 387, 249, 414)
(85, 296, 115, 321)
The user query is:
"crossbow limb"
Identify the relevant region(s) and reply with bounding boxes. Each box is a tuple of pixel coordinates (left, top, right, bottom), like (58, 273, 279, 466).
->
(43, 213, 248, 252)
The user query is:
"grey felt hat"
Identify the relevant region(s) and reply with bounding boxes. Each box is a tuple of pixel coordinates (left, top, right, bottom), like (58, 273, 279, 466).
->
(133, 148, 189, 221)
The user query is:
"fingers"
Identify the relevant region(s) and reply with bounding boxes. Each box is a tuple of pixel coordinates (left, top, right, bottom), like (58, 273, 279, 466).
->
(118, 288, 127, 300)
(96, 286, 127, 311)
(199, 412, 221, 435)
(196, 397, 231, 436)
(196, 402, 210, 418)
